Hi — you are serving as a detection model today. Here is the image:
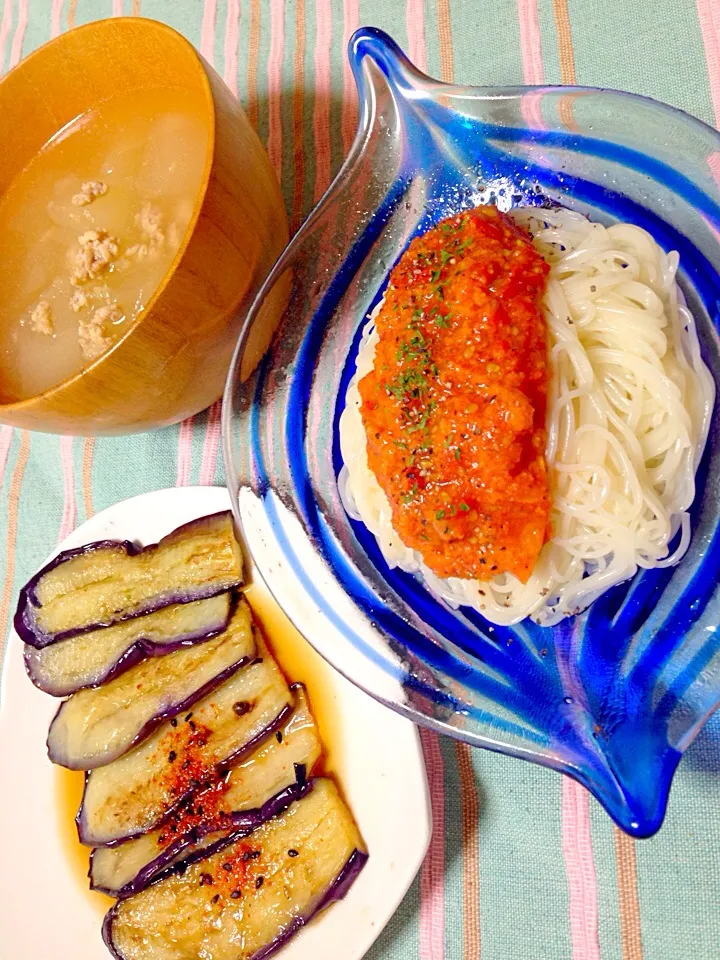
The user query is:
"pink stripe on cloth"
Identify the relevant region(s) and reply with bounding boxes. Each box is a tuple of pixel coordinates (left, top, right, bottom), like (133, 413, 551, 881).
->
(176, 417, 195, 487)
(199, 400, 222, 485)
(419, 728, 445, 960)
(341, 0, 359, 153)
(51, 0, 63, 38)
(0, 0, 13, 75)
(517, 0, 545, 128)
(517, 0, 544, 84)
(267, 0, 285, 176)
(313, 0, 333, 201)
(697, 0, 720, 127)
(9, 0, 28, 69)
(223, 0, 241, 94)
(58, 435, 77, 542)
(405, 0, 427, 71)
(200, 0, 217, 63)
(112, 0, 123, 16)
(0, 425, 13, 488)
(561, 777, 601, 960)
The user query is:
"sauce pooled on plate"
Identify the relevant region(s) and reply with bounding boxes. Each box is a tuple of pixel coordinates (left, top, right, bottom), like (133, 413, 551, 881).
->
(358, 205, 551, 583)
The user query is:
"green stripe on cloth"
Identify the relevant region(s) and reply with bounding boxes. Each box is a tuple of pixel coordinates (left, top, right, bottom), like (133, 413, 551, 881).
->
(475, 750, 574, 959)
(558, 0, 715, 125)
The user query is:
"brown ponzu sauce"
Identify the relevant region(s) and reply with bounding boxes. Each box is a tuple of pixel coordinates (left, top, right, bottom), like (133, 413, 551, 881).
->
(359, 205, 551, 582)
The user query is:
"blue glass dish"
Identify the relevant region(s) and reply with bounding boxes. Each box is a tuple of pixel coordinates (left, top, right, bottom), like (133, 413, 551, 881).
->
(223, 26, 720, 837)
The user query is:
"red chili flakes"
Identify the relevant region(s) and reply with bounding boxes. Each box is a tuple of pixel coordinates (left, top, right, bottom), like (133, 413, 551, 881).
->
(156, 717, 214, 805)
(157, 774, 233, 848)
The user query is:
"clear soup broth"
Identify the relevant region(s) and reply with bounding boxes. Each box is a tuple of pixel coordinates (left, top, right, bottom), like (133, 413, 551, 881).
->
(0, 87, 209, 401)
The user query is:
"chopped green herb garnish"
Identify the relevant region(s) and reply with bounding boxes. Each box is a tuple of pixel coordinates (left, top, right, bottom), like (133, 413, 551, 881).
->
(436, 510, 445, 520)
(460, 501, 469, 511)
(454, 448, 461, 461)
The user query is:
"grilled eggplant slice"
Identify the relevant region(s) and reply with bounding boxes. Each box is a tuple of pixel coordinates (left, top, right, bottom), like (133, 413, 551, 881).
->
(103, 778, 368, 960)
(78, 636, 292, 846)
(48, 600, 256, 770)
(90, 686, 322, 897)
(25, 593, 232, 696)
(16, 512, 243, 649)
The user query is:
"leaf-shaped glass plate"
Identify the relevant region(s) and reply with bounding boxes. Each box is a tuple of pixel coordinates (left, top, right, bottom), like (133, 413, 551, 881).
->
(223, 26, 720, 837)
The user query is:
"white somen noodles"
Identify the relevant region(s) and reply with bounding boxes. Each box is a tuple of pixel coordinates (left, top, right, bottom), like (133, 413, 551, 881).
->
(338, 207, 715, 626)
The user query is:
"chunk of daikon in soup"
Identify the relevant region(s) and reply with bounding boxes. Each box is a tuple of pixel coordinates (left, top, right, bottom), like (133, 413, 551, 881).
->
(136, 112, 208, 199)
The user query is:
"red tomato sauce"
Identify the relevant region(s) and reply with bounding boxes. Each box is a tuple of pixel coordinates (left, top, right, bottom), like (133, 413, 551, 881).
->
(358, 205, 551, 583)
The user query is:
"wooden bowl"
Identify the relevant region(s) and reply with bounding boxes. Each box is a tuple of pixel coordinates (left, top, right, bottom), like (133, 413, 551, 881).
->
(0, 17, 288, 435)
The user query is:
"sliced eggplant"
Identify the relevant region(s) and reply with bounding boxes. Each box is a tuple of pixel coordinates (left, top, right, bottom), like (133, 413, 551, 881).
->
(90, 686, 322, 896)
(103, 778, 368, 960)
(25, 593, 232, 697)
(16, 512, 243, 649)
(47, 600, 256, 770)
(91, 770, 311, 899)
(78, 635, 292, 846)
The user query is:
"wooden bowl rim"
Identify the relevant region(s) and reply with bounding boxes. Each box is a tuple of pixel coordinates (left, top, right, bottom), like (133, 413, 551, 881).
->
(0, 16, 216, 413)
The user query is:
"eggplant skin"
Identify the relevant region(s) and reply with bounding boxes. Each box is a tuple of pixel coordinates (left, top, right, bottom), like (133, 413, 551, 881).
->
(16, 512, 243, 649)
(102, 778, 368, 960)
(112, 774, 314, 900)
(47, 601, 256, 769)
(24, 594, 232, 697)
(89, 685, 322, 898)
(249, 849, 369, 960)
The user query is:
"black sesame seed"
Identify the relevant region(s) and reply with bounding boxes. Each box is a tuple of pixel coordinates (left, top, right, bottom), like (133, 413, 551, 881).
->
(288, 849, 299, 858)
(182, 759, 191, 770)
(170, 718, 178, 728)
(275, 731, 283, 743)
(189, 720, 196, 730)
(168, 750, 177, 763)
(223, 862, 233, 872)
(255, 876, 264, 889)
(250, 657, 264, 666)
(200, 873, 213, 886)
(242, 851, 252, 862)
(249, 850, 261, 859)
(231, 890, 242, 899)
(233, 701, 252, 717)
(185, 713, 193, 722)
(212, 894, 220, 904)
(196, 805, 204, 816)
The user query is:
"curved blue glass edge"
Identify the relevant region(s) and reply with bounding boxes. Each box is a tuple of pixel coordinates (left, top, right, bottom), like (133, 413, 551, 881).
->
(349, 25, 720, 198)
(234, 28, 720, 836)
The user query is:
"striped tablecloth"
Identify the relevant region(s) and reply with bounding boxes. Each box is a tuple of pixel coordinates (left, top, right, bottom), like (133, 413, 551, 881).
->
(2, 2, 720, 958)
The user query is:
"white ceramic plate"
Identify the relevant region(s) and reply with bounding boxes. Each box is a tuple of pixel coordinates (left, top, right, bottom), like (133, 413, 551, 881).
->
(0, 486, 430, 960)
